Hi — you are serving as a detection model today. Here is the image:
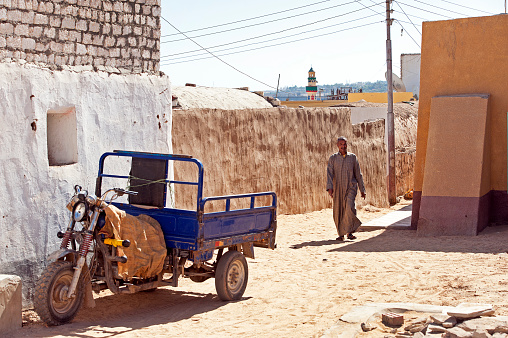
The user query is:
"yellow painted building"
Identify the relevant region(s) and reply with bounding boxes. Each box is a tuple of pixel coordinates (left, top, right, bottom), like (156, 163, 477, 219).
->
(412, 14, 508, 236)
(348, 92, 414, 103)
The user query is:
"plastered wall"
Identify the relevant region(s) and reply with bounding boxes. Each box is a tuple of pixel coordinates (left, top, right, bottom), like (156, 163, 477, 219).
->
(413, 15, 508, 229)
(0, 61, 171, 306)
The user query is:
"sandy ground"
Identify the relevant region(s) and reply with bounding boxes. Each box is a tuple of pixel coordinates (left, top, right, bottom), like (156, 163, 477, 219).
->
(15, 200, 508, 337)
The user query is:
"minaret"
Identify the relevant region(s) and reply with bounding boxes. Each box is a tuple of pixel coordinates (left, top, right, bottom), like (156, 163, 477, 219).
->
(306, 67, 318, 101)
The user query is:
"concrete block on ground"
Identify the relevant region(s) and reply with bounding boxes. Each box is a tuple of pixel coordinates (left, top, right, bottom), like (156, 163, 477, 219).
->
(0, 274, 22, 334)
(382, 312, 404, 326)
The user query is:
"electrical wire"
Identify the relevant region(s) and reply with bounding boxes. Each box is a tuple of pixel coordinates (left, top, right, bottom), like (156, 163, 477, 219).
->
(393, 20, 420, 48)
(161, 0, 334, 38)
(162, 2, 382, 58)
(393, 1, 454, 19)
(163, 12, 380, 60)
(163, 0, 363, 43)
(364, 0, 430, 22)
(394, 0, 421, 35)
(160, 16, 279, 90)
(434, 0, 494, 15)
(411, 0, 469, 17)
(161, 20, 383, 65)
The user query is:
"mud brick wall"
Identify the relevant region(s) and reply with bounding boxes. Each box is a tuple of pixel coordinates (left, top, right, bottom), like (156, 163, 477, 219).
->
(0, 0, 161, 73)
(172, 107, 389, 215)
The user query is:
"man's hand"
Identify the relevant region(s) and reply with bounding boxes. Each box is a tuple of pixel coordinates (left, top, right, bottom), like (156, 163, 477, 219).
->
(361, 192, 366, 199)
(327, 189, 333, 197)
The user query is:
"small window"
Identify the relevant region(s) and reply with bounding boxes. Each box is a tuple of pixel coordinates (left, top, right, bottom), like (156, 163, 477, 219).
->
(47, 106, 78, 166)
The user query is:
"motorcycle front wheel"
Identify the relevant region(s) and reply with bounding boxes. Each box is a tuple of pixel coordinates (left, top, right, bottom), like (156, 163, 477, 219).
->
(34, 260, 85, 326)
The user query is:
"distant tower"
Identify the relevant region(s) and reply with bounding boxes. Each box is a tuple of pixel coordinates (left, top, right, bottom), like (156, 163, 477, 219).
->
(306, 67, 318, 101)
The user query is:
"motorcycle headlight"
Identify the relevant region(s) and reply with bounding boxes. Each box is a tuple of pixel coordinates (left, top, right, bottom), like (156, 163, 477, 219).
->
(73, 202, 88, 222)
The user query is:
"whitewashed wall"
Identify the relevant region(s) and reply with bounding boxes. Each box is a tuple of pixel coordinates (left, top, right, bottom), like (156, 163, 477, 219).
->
(401, 53, 421, 98)
(0, 61, 172, 307)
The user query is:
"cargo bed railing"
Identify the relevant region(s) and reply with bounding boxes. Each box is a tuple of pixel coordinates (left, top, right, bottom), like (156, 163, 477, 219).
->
(95, 150, 204, 209)
(200, 191, 277, 212)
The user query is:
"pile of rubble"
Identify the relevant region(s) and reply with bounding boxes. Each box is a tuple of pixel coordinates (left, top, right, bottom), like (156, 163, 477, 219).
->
(367, 304, 508, 337)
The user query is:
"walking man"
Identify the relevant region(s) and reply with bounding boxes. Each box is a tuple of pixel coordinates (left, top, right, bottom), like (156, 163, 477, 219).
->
(326, 137, 366, 241)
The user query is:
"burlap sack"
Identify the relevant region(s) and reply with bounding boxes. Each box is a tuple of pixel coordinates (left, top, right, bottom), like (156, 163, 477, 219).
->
(102, 205, 166, 280)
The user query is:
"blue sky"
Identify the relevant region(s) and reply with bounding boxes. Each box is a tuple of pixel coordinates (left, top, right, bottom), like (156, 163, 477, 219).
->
(160, 0, 504, 91)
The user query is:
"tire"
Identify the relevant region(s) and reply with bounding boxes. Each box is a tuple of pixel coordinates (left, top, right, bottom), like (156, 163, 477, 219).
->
(215, 250, 248, 301)
(34, 261, 85, 326)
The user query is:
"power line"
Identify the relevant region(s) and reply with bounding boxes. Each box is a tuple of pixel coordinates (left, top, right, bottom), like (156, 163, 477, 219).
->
(363, 0, 430, 22)
(433, 0, 494, 15)
(165, 14, 375, 60)
(161, 20, 382, 65)
(161, 0, 334, 38)
(162, 3, 381, 56)
(412, 0, 469, 17)
(394, 1, 454, 19)
(162, 10, 380, 60)
(394, 1, 421, 36)
(160, 16, 279, 90)
(394, 20, 420, 48)
(163, 0, 362, 43)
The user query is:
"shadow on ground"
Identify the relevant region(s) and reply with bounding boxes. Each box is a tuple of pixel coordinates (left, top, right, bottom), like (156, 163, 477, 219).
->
(15, 287, 236, 337)
(327, 224, 508, 254)
(290, 224, 508, 254)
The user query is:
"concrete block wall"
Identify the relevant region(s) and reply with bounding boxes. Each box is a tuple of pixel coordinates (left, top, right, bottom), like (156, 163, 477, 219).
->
(0, 0, 161, 73)
(172, 107, 389, 215)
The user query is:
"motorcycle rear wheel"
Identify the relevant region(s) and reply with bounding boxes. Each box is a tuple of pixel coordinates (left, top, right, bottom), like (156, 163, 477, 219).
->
(34, 260, 85, 326)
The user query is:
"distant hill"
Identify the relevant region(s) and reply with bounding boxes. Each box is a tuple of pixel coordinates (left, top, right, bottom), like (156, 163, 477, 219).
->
(264, 80, 388, 99)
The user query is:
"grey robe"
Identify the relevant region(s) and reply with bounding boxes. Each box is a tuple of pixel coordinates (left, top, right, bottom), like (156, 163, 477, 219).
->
(326, 152, 366, 236)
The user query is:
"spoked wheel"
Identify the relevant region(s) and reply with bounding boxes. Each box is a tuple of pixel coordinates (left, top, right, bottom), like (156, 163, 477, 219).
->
(215, 250, 248, 301)
(34, 261, 85, 326)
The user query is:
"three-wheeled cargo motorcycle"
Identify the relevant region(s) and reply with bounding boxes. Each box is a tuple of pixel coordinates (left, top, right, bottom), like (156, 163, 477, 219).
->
(34, 151, 277, 325)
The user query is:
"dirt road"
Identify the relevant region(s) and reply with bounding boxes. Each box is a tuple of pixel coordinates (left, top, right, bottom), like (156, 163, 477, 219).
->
(15, 201, 508, 337)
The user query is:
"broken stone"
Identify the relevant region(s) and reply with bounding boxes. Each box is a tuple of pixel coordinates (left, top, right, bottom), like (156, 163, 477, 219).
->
(431, 314, 452, 324)
(428, 324, 447, 333)
(413, 332, 425, 338)
(471, 330, 492, 338)
(448, 305, 495, 320)
(410, 324, 428, 334)
(444, 327, 473, 338)
(443, 317, 458, 328)
(458, 318, 508, 333)
(492, 333, 507, 338)
(361, 322, 376, 332)
(405, 321, 428, 333)
(493, 326, 508, 334)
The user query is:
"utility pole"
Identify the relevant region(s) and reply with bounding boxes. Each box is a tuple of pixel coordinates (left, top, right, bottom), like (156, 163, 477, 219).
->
(275, 74, 280, 98)
(386, 0, 396, 205)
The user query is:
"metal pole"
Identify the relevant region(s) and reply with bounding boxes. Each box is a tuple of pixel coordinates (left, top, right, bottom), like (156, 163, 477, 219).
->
(386, 0, 396, 205)
(275, 74, 280, 98)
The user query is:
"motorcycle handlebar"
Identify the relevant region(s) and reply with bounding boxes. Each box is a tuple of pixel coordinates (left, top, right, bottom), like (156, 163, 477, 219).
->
(113, 188, 138, 196)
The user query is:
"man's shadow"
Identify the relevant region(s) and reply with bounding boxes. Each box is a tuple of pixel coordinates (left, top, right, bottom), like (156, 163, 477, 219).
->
(290, 238, 355, 249)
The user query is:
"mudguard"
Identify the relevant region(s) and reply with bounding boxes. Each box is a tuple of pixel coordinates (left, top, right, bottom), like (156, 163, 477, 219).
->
(47, 248, 78, 263)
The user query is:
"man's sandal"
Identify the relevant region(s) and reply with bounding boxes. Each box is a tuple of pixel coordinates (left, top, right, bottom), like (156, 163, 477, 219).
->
(347, 234, 357, 240)
(336, 236, 344, 241)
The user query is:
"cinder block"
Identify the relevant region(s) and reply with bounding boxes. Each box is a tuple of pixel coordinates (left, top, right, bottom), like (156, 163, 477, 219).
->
(382, 312, 404, 326)
(0, 274, 22, 335)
